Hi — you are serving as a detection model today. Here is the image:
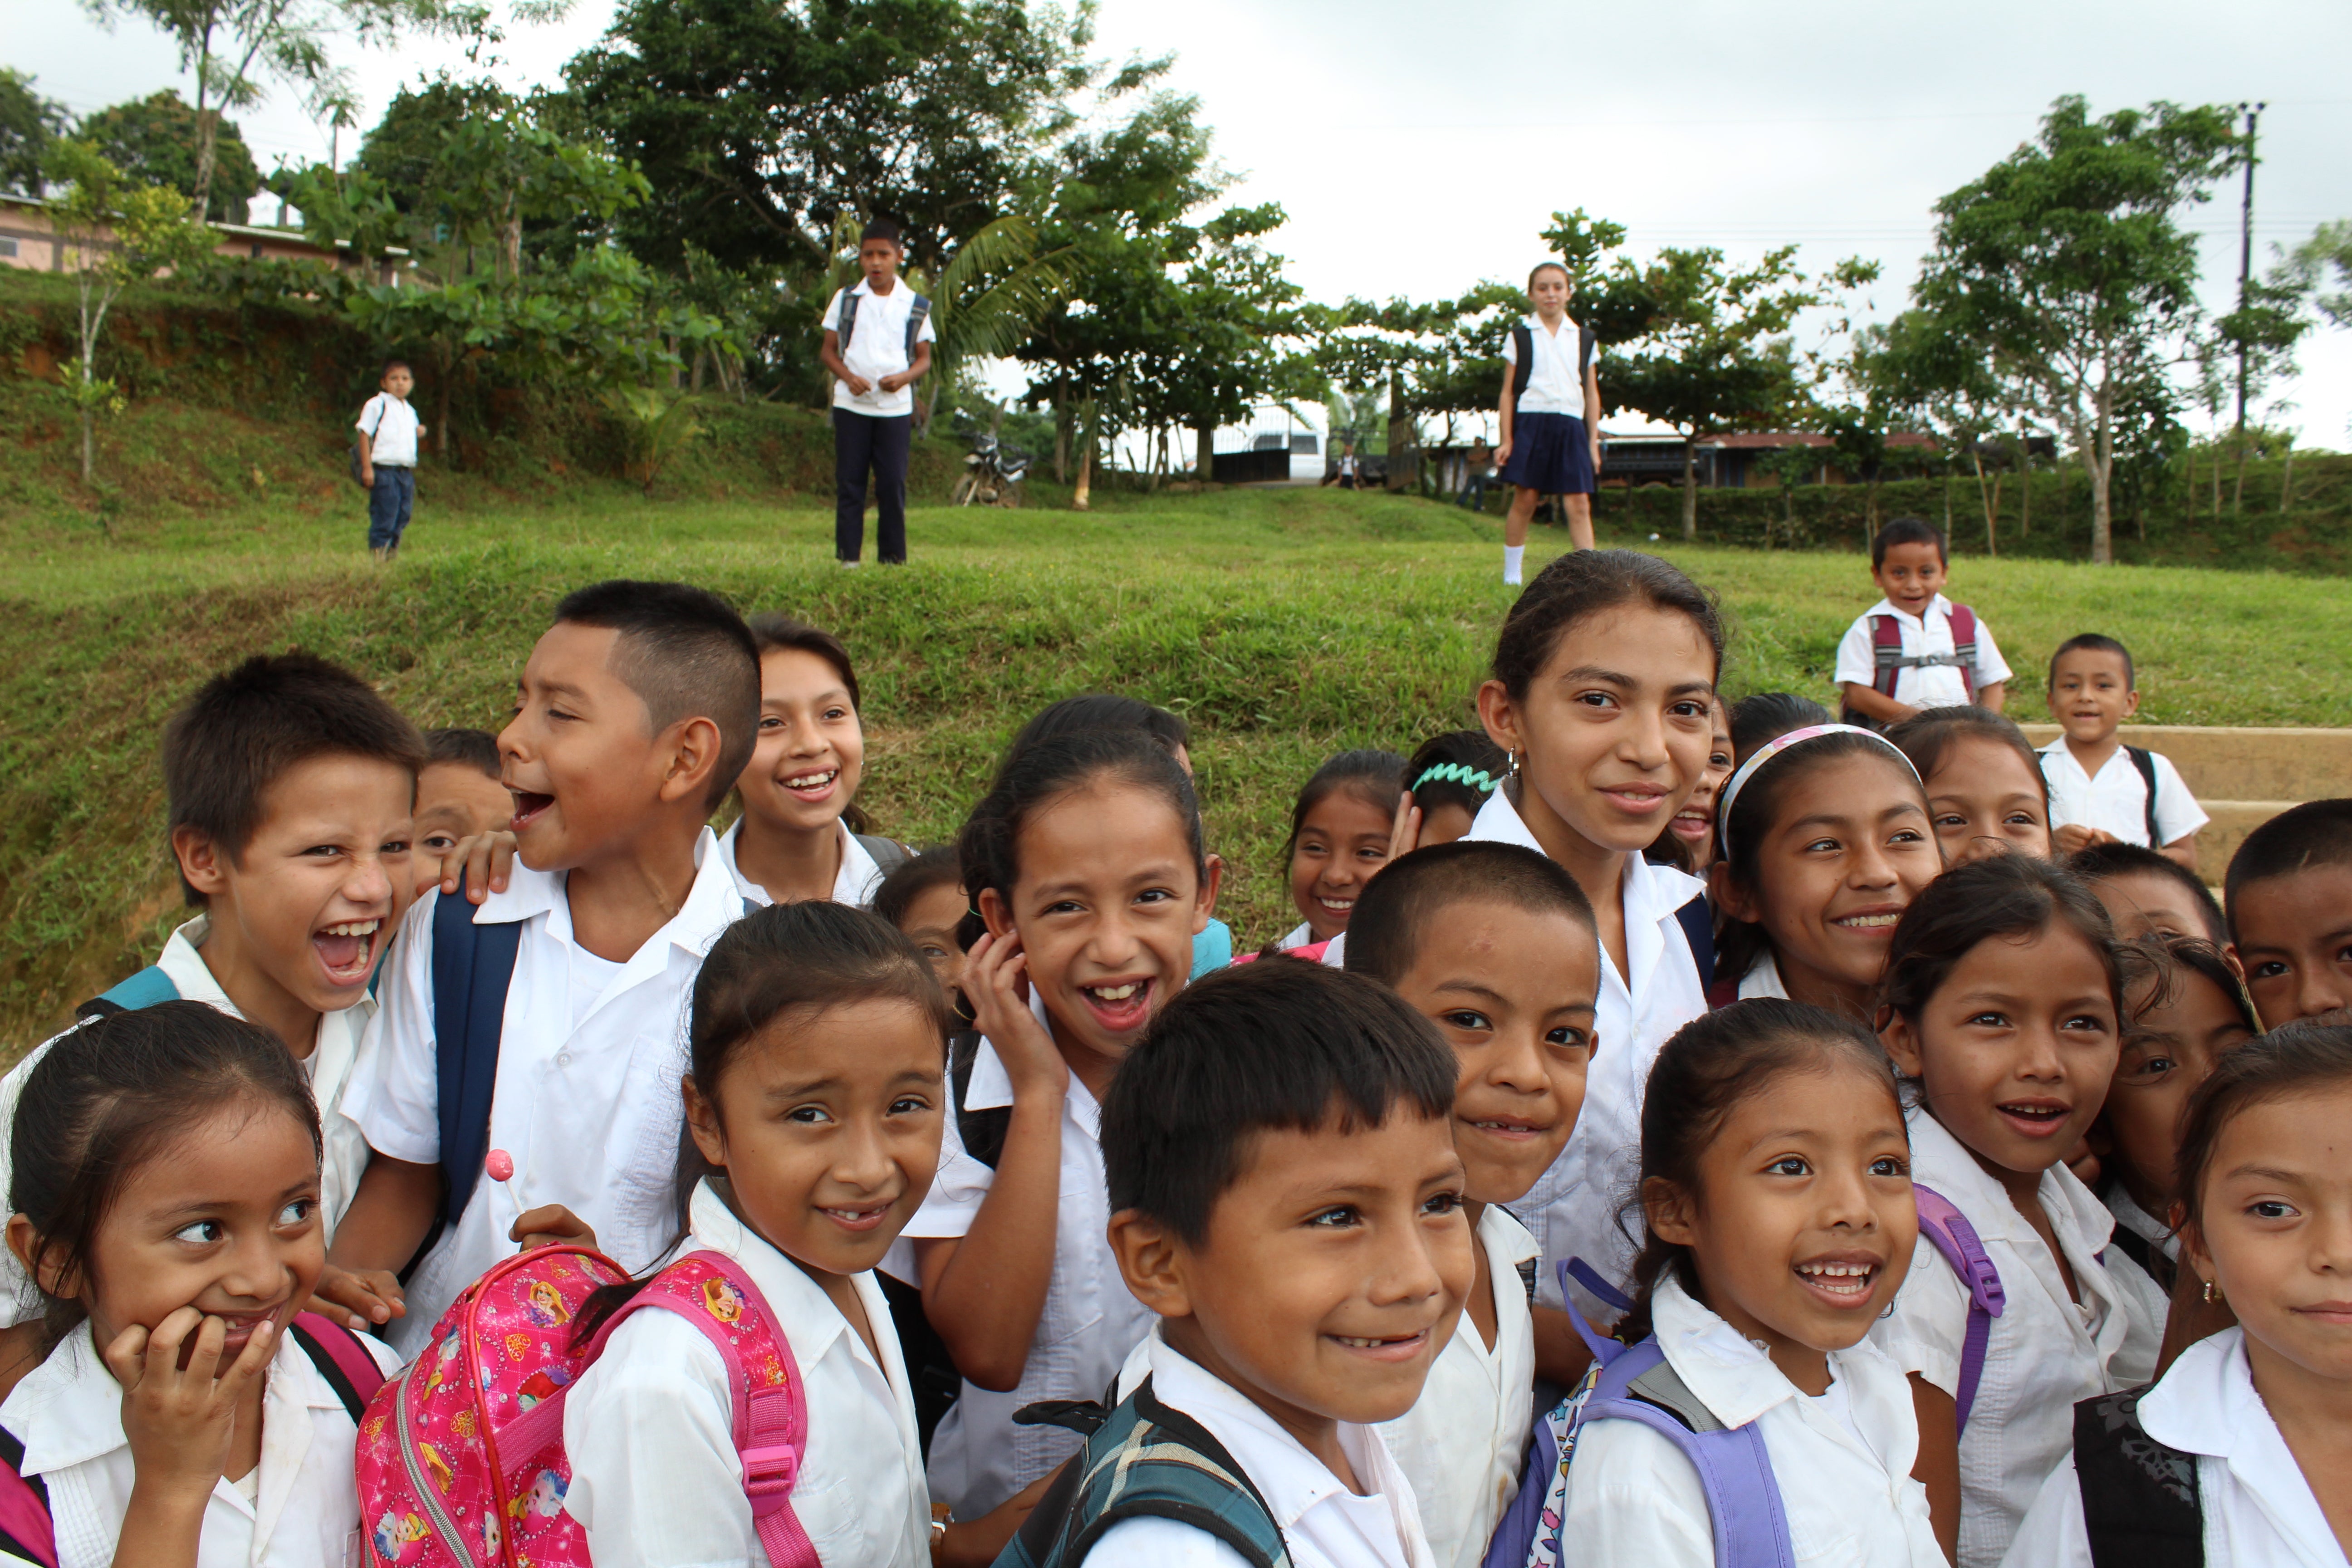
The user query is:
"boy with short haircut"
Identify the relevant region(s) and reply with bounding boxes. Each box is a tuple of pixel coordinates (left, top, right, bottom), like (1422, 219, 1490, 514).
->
(2223, 799, 2352, 1027)
(819, 217, 934, 568)
(1343, 841, 1600, 1568)
(1041, 958, 1468, 1568)
(0, 652, 426, 1324)
(356, 358, 424, 564)
(412, 726, 513, 897)
(335, 580, 760, 1354)
(1834, 516, 2011, 725)
(2039, 633, 2207, 870)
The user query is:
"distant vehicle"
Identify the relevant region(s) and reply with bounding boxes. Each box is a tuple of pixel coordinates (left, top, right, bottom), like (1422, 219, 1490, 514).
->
(952, 432, 1029, 508)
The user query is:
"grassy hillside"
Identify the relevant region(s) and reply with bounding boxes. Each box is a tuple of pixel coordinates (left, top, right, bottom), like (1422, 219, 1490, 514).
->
(3, 481, 2348, 1055)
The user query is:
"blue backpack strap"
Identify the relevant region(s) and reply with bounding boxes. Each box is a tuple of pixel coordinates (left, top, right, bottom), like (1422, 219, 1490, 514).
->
(835, 287, 859, 349)
(0, 1424, 55, 1568)
(75, 964, 179, 1020)
(2126, 747, 2162, 846)
(906, 294, 931, 360)
(2073, 1385, 2202, 1568)
(430, 880, 523, 1225)
(1912, 1183, 2005, 1434)
(1675, 894, 1716, 993)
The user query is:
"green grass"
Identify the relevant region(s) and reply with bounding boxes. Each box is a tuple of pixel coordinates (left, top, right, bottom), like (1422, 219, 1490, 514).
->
(3, 482, 2346, 1054)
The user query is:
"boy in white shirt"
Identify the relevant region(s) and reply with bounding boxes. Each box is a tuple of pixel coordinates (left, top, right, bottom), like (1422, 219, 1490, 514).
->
(331, 580, 760, 1354)
(819, 217, 935, 568)
(2040, 634, 2208, 872)
(355, 358, 424, 564)
(1836, 517, 2011, 726)
(1034, 958, 1470, 1568)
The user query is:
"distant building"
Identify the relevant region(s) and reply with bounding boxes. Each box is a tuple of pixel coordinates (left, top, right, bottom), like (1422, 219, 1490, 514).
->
(1597, 430, 1942, 488)
(0, 191, 411, 284)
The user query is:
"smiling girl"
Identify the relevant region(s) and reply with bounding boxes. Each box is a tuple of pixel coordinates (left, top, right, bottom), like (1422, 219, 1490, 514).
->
(1275, 750, 1406, 950)
(1870, 856, 2164, 1567)
(1648, 698, 1733, 876)
(1886, 708, 2055, 866)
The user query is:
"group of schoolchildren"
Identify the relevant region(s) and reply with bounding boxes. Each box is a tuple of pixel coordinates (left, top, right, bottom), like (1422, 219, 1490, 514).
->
(4, 517, 2352, 1568)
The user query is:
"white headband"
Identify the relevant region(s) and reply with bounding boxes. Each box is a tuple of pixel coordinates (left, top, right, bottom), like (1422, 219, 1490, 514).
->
(1715, 723, 1922, 860)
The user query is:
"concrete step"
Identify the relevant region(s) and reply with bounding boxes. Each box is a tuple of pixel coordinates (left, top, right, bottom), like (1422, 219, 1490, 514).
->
(2017, 724, 2352, 804)
(2195, 801, 2304, 881)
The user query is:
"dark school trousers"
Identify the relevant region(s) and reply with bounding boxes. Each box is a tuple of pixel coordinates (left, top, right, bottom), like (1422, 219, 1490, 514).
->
(834, 409, 912, 564)
(367, 465, 416, 551)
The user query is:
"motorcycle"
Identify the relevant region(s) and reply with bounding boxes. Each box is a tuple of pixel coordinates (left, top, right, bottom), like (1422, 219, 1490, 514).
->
(951, 433, 1029, 508)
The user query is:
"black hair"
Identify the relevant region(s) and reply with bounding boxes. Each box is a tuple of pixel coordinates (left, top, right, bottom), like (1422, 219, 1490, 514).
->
(872, 846, 966, 933)
(2067, 841, 2226, 944)
(2225, 800, 2352, 937)
(1729, 692, 1831, 764)
(1528, 260, 1570, 290)
(1877, 854, 2143, 1032)
(1871, 515, 1947, 568)
(1882, 706, 2050, 813)
(577, 900, 951, 1343)
(1287, 749, 1409, 856)
(552, 581, 761, 813)
(10, 1002, 322, 1348)
(860, 216, 903, 246)
(1491, 550, 1724, 702)
(2174, 1020, 2352, 1229)
(424, 726, 501, 781)
(1343, 842, 1596, 987)
(1403, 730, 1507, 826)
(380, 358, 411, 379)
(743, 611, 874, 834)
(2129, 934, 2258, 1038)
(1100, 959, 1457, 1245)
(1712, 730, 1929, 990)
(1619, 999, 1900, 1343)
(1005, 695, 1190, 768)
(162, 652, 428, 906)
(958, 728, 1204, 909)
(2047, 633, 2136, 692)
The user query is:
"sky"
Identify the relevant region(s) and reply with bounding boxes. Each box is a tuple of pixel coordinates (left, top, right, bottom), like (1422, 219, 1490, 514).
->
(13, 0, 2352, 445)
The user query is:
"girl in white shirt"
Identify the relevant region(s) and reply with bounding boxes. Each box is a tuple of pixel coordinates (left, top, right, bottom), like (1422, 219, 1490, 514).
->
(1558, 998, 1945, 1568)
(1882, 707, 2055, 867)
(1871, 855, 2165, 1568)
(1708, 725, 1940, 1015)
(0, 1002, 398, 1568)
(1274, 750, 1406, 952)
(720, 614, 892, 909)
(2004, 1018, 2352, 1567)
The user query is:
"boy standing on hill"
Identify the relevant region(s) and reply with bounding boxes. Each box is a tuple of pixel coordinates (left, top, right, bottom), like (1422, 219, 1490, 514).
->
(1835, 515, 2011, 725)
(819, 217, 935, 568)
(2040, 633, 2207, 870)
(356, 358, 424, 564)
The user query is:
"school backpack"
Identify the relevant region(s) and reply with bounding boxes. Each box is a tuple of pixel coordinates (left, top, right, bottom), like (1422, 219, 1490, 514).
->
(0, 1314, 384, 1568)
(995, 1374, 1293, 1568)
(353, 1243, 821, 1568)
(1508, 322, 1598, 407)
(1839, 605, 1980, 729)
(834, 289, 932, 364)
(2070, 1384, 2203, 1568)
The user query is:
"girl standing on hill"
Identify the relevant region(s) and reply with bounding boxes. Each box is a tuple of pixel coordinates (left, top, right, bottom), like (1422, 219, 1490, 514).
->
(1495, 261, 1603, 579)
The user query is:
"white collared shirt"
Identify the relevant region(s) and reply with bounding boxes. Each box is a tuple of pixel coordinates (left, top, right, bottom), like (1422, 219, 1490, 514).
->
(716, 817, 886, 910)
(1736, 949, 1790, 1000)
(1087, 1334, 1438, 1568)
(0, 1320, 400, 1568)
(564, 1179, 930, 1568)
(1562, 1275, 1943, 1568)
(900, 998, 1157, 1516)
(1833, 594, 2013, 709)
(0, 916, 375, 1328)
(1869, 1111, 2163, 1568)
(1499, 314, 1592, 417)
(355, 392, 420, 467)
(2038, 739, 2208, 849)
(822, 279, 936, 417)
(1465, 789, 1709, 1315)
(1379, 1206, 1539, 1568)
(344, 828, 746, 1356)
(2001, 1328, 2352, 1568)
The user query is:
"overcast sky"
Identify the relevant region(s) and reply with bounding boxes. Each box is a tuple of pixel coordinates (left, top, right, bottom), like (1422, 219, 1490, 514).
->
(15, 0, 2352, 443)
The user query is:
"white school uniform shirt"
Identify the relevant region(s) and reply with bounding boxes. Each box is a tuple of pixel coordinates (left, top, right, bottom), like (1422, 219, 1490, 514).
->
(822, 278, 936, 418)
(2038, 738, 2209, 849)
(0, 916, 375, 1328)
(1833, 594, 2013, 709)
(564, 1179, 930, 1568)
(1560, 1275, 1944, 1568)
(0, 1320, 401, 1568)
(2104, 1183, 2179, 1267)
(1087, 1333, 1438, 1568)
(1378, 1206, 1539, 1568)
(1498, 314, 1591, 417)
(355, 392, 420, 467)
(1736, 949, 1790, 1000)
(1868, 1110, 2163, 1568)
(716, 817, 886, 909)
(343, 828, 746, 1357)
(2001, 1327, 2351, 1568)
(1464, 788, 1709, 1315)
(900, 989, 1157, 1516)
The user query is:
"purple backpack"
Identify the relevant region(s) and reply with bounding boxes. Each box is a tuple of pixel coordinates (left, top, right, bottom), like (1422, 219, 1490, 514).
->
(1911, 1183, 2006, 1432)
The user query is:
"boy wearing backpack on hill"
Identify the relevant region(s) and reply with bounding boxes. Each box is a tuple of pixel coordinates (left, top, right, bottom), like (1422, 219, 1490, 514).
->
(332, 580, 760, 1355)
(1495, 261, 1602, 581)
(2039, 634, 2208, 872)
(1835, 516, 2012, 727)
(820, 216, 935, 568)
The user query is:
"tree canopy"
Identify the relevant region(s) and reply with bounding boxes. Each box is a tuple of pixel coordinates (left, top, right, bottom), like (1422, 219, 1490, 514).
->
(79, 90, 261, 221)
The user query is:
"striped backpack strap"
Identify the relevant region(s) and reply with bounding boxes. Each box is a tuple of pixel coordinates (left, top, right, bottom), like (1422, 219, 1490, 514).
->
(1948, 603, 1980, 700)
(0, 1426, 54, 1568)
(75, 964, 179, 1020)
(289, 1312, 387, 1421)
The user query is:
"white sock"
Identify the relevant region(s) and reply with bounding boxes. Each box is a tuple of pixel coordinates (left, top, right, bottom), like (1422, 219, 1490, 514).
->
(1504, 545, 1524, 585)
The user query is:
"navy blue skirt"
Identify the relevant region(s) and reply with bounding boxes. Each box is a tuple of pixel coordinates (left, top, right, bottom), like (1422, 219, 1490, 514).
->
(1503, 412, 1595, 495)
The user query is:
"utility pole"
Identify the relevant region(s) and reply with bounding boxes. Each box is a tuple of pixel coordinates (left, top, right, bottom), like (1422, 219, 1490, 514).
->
(2236, 101, 2264, 433)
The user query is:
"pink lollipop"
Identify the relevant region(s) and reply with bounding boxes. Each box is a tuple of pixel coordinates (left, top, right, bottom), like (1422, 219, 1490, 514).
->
(486, 1149, 514, 1183)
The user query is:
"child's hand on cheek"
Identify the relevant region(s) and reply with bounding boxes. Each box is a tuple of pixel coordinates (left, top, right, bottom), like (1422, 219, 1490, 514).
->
(105, 1305, 275, 1505)
(966, 930, 1067, 1099)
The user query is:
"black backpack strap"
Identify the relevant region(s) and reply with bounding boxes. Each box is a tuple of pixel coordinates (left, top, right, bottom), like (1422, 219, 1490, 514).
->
(1579, 323, 1597, 379)
(948, 1032, 1012, 1170)
(1511, 323, 1533, 402)
(835, 287, 859, 349)
(877, 1268, 961, 1456)
(906, 294, 931, 360)
(0, 1424, 56, 1568)
(856, 833, 912, 877)
(1674, 894, 1716, 993)
(2127, 747, 2163, 847)
(2074, 1386, 2203, 1568)
(431, 879, 523, 1225)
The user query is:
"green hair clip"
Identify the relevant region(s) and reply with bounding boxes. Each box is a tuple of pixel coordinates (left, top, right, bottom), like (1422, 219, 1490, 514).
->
(1411, 761, 1499, 796)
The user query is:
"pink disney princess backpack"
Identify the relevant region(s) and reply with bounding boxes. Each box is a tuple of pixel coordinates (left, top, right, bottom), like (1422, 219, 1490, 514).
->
(354, 1244, 821, 1568)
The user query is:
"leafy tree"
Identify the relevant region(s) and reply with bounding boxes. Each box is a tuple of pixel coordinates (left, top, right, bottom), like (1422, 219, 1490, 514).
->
(0, 70, 72, 197)
(2279, 220, 2352, 330)
(1914, 95, 2240, 563)
(1853, 308, 2020, 555)
(79, 90, 260, 221)
(353, 74, 519, 212)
